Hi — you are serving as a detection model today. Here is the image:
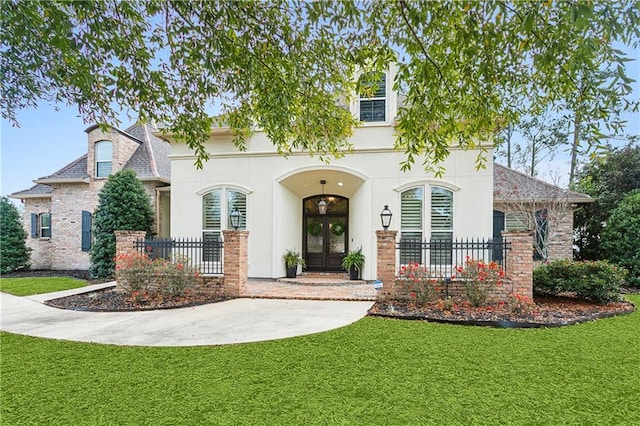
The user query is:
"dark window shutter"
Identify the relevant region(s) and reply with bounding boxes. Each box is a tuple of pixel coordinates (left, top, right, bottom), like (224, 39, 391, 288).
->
(31, 213, 38, 238)
(81, 211, 92, 251)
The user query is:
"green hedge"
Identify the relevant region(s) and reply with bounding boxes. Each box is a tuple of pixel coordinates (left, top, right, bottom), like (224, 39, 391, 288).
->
(533, 260, 626, 304)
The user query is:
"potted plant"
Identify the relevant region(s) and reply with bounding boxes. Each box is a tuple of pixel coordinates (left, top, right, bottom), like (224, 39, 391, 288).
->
(342, 247, 365, 280)
(283, 249, 305, 278)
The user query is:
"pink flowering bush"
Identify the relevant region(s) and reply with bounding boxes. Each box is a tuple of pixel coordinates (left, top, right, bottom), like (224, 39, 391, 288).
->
(397, 263, 440, 305)
(456, 257, 505, 307)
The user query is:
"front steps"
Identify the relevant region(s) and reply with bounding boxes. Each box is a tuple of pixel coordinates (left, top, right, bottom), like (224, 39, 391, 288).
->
(277, 272, 365, 286)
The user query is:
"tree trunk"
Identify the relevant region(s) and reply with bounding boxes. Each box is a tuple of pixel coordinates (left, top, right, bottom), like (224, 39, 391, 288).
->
(569, 111, 581, 188)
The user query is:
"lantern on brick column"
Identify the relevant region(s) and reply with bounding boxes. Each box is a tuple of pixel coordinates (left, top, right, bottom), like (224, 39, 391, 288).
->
(230, 207, 242, 230)
(380, 205, 392, 230)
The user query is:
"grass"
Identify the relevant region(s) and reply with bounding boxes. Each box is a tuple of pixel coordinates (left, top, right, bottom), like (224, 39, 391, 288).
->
(1, 296, 638, 425)
(0, 277, 88, 296)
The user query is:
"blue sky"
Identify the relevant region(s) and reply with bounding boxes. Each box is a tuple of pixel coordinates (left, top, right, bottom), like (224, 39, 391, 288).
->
(2, 55, 639, 202)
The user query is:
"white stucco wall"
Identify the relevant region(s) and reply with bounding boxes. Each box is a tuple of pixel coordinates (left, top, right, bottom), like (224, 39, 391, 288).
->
(169, 126, 493, 280)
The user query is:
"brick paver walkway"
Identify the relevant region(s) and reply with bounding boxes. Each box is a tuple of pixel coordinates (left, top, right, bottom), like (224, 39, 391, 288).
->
(243, 279, 378, 301)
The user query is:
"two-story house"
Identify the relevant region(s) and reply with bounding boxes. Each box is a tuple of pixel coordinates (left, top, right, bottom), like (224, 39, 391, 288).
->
(160, 68, 496, 280)
(10, 122, 171, 270)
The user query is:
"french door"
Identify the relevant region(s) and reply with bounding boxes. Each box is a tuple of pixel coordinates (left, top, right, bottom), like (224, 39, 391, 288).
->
(303, 195, 348, 271)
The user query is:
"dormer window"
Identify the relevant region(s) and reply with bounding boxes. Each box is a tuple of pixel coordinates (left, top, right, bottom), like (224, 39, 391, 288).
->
(358, 72, 387, 123)
(95, 140, 113, 178)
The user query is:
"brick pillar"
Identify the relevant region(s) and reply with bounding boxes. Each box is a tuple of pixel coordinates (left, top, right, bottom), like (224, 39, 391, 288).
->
(376, 230, 397, 300)
(503, 230, 534, 299)
(223, 230, 249, 297)
(114, 230, 146, 290)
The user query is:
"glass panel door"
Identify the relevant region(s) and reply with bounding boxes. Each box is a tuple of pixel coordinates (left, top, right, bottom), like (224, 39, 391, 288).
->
(303, 195, 348, 271)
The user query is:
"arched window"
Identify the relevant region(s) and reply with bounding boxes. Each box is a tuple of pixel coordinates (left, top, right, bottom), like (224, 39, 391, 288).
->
(202, 188, 247, 237)
(95, 140, 113, 177)
(400, 185, 454, 264)
(202, 188, 247, 262)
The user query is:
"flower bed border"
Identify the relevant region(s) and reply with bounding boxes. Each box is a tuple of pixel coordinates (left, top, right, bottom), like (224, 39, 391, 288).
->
(44, 287, 233, 312)
(367, 300, 636, 328)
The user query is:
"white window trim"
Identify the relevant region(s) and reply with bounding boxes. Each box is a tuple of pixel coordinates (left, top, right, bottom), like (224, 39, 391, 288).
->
(352, 70, 396, 127)
(95, 140, 113, 178)
(197, 183, 253, 196)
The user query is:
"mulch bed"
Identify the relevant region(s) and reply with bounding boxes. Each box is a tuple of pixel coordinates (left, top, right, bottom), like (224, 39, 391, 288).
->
(44, 287, 231, 312)
(4, 270, 637, 326)
(3, 269, 229, 312)
(368, 295, 636, 328)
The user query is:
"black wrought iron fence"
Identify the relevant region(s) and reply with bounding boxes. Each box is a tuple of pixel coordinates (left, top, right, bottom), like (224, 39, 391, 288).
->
(135, 237, 224, 275)
(397, 238, 510, 278)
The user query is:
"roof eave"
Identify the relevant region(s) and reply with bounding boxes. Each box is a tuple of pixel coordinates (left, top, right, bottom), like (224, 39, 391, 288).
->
(494, 197, 594, 205)
(138, 177, 171, 185)
(152, 126, 232, 142)
(8, 193, 52, 200)
(34, 177, 90, 184)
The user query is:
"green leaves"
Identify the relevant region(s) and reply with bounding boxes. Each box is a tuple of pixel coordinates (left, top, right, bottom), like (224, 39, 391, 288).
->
(1, 1, 638, 171)
(0, 197, 31, 274)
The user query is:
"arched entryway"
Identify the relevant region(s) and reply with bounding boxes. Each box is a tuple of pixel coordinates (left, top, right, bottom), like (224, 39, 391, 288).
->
(303, 195, 348, 271)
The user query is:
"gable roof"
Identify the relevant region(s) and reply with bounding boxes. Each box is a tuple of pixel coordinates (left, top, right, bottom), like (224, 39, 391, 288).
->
(493, 164, 593, 204)
(10, 122, 171, 200)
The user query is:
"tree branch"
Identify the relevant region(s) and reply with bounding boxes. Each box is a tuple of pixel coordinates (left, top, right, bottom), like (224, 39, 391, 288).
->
(397, 0, 453, 96)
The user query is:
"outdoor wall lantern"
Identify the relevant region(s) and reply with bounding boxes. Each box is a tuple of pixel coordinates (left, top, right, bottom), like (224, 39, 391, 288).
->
(318, 180, 328, 215)
(380, 205, 392, 230)
(230, 207, 243, 230)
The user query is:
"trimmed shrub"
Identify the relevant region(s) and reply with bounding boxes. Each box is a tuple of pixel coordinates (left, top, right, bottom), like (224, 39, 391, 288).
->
(534, 260, 626, 304)
(0, 197, 31, 273)
(90, 169, 155, 279)
(601, 190, 640, 288)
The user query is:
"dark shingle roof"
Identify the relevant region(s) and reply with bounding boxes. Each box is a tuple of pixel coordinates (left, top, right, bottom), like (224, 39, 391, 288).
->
(493, 164, 592, 204)
(9, 183, 53, 198)
(123, 123, 171, 181)
(36, 155, 89, 181)
(11, 121, 171, 199)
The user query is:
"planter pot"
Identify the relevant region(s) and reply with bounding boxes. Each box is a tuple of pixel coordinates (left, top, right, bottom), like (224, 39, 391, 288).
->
(286, 265, 298, 278)
(349, 266, 360, 280)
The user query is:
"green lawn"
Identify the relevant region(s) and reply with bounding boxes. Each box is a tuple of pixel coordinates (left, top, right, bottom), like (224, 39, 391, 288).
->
(2, 296, 638, 425)
(0, 277, 88, 296)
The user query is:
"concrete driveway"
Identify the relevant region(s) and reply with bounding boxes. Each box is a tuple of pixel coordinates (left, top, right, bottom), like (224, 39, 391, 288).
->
(0, 283, 374, 347)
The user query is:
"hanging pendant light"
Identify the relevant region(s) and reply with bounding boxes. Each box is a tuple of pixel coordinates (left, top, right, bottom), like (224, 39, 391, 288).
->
(318, 180, 328, 215)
